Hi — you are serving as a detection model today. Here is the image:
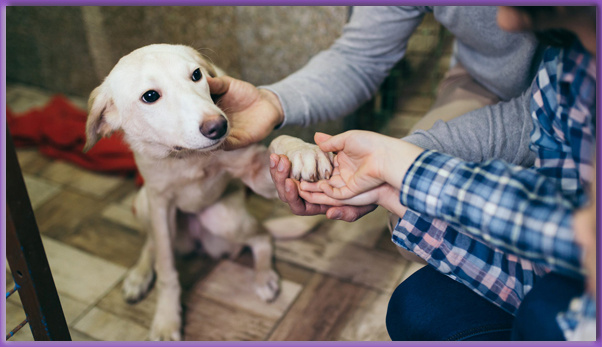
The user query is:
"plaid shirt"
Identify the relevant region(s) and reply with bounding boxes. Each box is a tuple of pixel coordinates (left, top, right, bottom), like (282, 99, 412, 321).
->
(392, 41, 596, 337)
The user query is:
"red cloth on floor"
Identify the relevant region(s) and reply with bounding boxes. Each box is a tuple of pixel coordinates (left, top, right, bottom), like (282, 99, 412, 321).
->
(7, 95, 143, 185)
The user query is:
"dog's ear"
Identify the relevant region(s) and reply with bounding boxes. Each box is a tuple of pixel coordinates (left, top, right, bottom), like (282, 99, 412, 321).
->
(200, 60, 218, 78)
(83, 84, 119, 153)
(194, 50, 219, 78)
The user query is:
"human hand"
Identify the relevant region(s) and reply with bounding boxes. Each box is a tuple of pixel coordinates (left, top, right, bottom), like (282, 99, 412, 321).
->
(307, 131, 424, 200)
(574, 204, 596, 296)
(573, 164, 597, 297)
(208, 75, 284, 150)
(269, 153, 378, 221)
(299, 175, 405, 216)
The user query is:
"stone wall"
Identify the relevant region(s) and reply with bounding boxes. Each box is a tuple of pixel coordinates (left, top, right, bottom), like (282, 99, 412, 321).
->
(7, 6, 348, 97)
(7, 6, 445, 143)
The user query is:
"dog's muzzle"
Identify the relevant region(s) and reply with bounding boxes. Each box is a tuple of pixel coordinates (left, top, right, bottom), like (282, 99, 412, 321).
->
(200, 115, 228, 140)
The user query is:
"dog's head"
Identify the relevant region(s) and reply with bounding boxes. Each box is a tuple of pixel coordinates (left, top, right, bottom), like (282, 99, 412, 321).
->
(84, 44, 228, 158)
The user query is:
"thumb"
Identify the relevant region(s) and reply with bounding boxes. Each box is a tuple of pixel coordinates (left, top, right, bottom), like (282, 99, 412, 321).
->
(223, 129, 246, 151)
(316, 132, 347, 153)
(207, 75, 231, 95)
(314, 132, 332, 145)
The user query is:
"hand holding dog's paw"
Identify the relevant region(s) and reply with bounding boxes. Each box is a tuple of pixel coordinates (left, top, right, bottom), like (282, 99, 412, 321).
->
(270, 135, 334, 182)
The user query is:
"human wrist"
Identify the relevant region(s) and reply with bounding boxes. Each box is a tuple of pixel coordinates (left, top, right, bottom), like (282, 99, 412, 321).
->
(382, 140, 425, 190)
(377, 183, 408, 217)
(376, 184, 398, 209)
(259, 89, 285, 129)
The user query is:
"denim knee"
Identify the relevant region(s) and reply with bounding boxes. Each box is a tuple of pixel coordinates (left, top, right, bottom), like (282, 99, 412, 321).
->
(386, 266, 514, 341)
(511, 272, 584, 340)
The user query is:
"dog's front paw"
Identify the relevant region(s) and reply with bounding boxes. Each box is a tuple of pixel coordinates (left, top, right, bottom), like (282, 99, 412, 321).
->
(254, 269, 280, 302)
(149, 311, 182, 341)
(271, 135, 334, 182)
(122, 267, 155, 303)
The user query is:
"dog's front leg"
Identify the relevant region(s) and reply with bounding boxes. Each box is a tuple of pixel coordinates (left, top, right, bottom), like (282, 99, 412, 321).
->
(147, 195, 182, 341)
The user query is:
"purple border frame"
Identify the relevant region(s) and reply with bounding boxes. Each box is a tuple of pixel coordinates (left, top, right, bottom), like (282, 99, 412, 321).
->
(0, 1, 600, 346)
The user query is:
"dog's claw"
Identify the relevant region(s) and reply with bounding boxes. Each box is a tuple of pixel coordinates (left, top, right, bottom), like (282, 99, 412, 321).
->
(284, 141, 333, 184)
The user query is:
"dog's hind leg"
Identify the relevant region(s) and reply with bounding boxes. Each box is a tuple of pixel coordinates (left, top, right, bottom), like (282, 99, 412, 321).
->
(199, 191, 280, 302)
(246, 234, 280, 302)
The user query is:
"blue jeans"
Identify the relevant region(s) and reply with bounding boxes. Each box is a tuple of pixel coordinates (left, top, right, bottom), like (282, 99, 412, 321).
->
(386, 265, 515, 341)
(386, 265, 583, 341)
(511, 271, 585, 340)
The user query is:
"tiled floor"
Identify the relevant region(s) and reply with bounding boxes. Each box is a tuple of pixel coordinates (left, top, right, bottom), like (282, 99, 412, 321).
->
(5, 17, 452, 342)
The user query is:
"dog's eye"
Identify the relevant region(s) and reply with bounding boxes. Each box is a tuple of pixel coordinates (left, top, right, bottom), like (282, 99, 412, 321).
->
(191, 68, 202, 82)
(141, 90, 160, 103)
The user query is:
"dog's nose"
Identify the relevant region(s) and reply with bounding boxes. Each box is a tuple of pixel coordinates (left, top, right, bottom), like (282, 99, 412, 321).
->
(200, 115, 228, 140)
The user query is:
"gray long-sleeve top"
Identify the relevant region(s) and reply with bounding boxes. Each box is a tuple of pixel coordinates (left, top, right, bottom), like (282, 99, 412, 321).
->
(262, 6, 540, 166)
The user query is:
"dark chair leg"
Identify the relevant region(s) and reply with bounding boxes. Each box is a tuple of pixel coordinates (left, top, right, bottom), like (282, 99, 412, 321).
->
(6, 127, 71, 341)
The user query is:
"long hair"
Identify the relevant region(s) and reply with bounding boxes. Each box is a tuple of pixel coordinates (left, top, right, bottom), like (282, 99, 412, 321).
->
(512, 6, 583, 47)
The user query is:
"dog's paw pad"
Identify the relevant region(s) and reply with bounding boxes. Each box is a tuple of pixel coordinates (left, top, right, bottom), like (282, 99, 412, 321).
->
(289, 144, 333, 182)
(254, 269, 280, 302)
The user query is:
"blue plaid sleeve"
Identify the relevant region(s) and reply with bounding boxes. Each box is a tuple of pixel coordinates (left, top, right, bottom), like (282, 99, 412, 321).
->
(400, 150, 583, 277)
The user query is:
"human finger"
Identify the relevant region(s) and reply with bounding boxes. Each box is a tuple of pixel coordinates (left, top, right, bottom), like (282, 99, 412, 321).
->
(269, 154, 292, 202)
(326, 204, 378, 222)
(206, 75, 232, 95)
(285, 179, 331, 215)
(315, 131, 350, 153)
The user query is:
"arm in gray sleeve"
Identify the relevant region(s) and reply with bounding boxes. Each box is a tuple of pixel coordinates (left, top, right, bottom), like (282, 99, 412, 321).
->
(403, 88, 536, 167)
(261, 6, 427, 128)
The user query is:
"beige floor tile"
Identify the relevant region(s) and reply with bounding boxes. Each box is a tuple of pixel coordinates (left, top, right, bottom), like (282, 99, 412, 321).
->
(268, 273, 367, 341)
(6, 85, 53, 113)
(64, 217, 145, 268)
(34, 190, 105, 238)
(5, 301, 34, 341)
(184, 295, 273, 341)
(15, 148, 54, 175)
(57, 294, 91, 325)
(275, 234, 408, 292)
(194, 260, 302, 320)
(101, 203, 140, 232)
(6, 267, 15, 290)
(23, 174, 62, 210)
(7, 286, 89, 326)
(41, 236, 127, 304)
(95, 254, 220, 330)
(7, 83, 87, 112)
(96, 282, 158, 329)
(40, 161, 123, 198)
(327, 206, 389, 248)
(120, 191, 139, 208)
(338, 290, 391, 341)
(68, 329, 98, 341)
(73, 307, 149, 341)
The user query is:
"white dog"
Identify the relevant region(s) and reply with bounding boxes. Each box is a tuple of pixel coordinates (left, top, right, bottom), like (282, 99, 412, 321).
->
(84, 44, 333, 341)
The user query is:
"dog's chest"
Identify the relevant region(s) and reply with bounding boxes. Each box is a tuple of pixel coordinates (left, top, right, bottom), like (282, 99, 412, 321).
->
(172, 172, 229, 213)
(137, 155, 231, 213)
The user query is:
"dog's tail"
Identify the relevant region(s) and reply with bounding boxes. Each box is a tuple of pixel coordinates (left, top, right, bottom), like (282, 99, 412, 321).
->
(262, 214, 325, 240)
